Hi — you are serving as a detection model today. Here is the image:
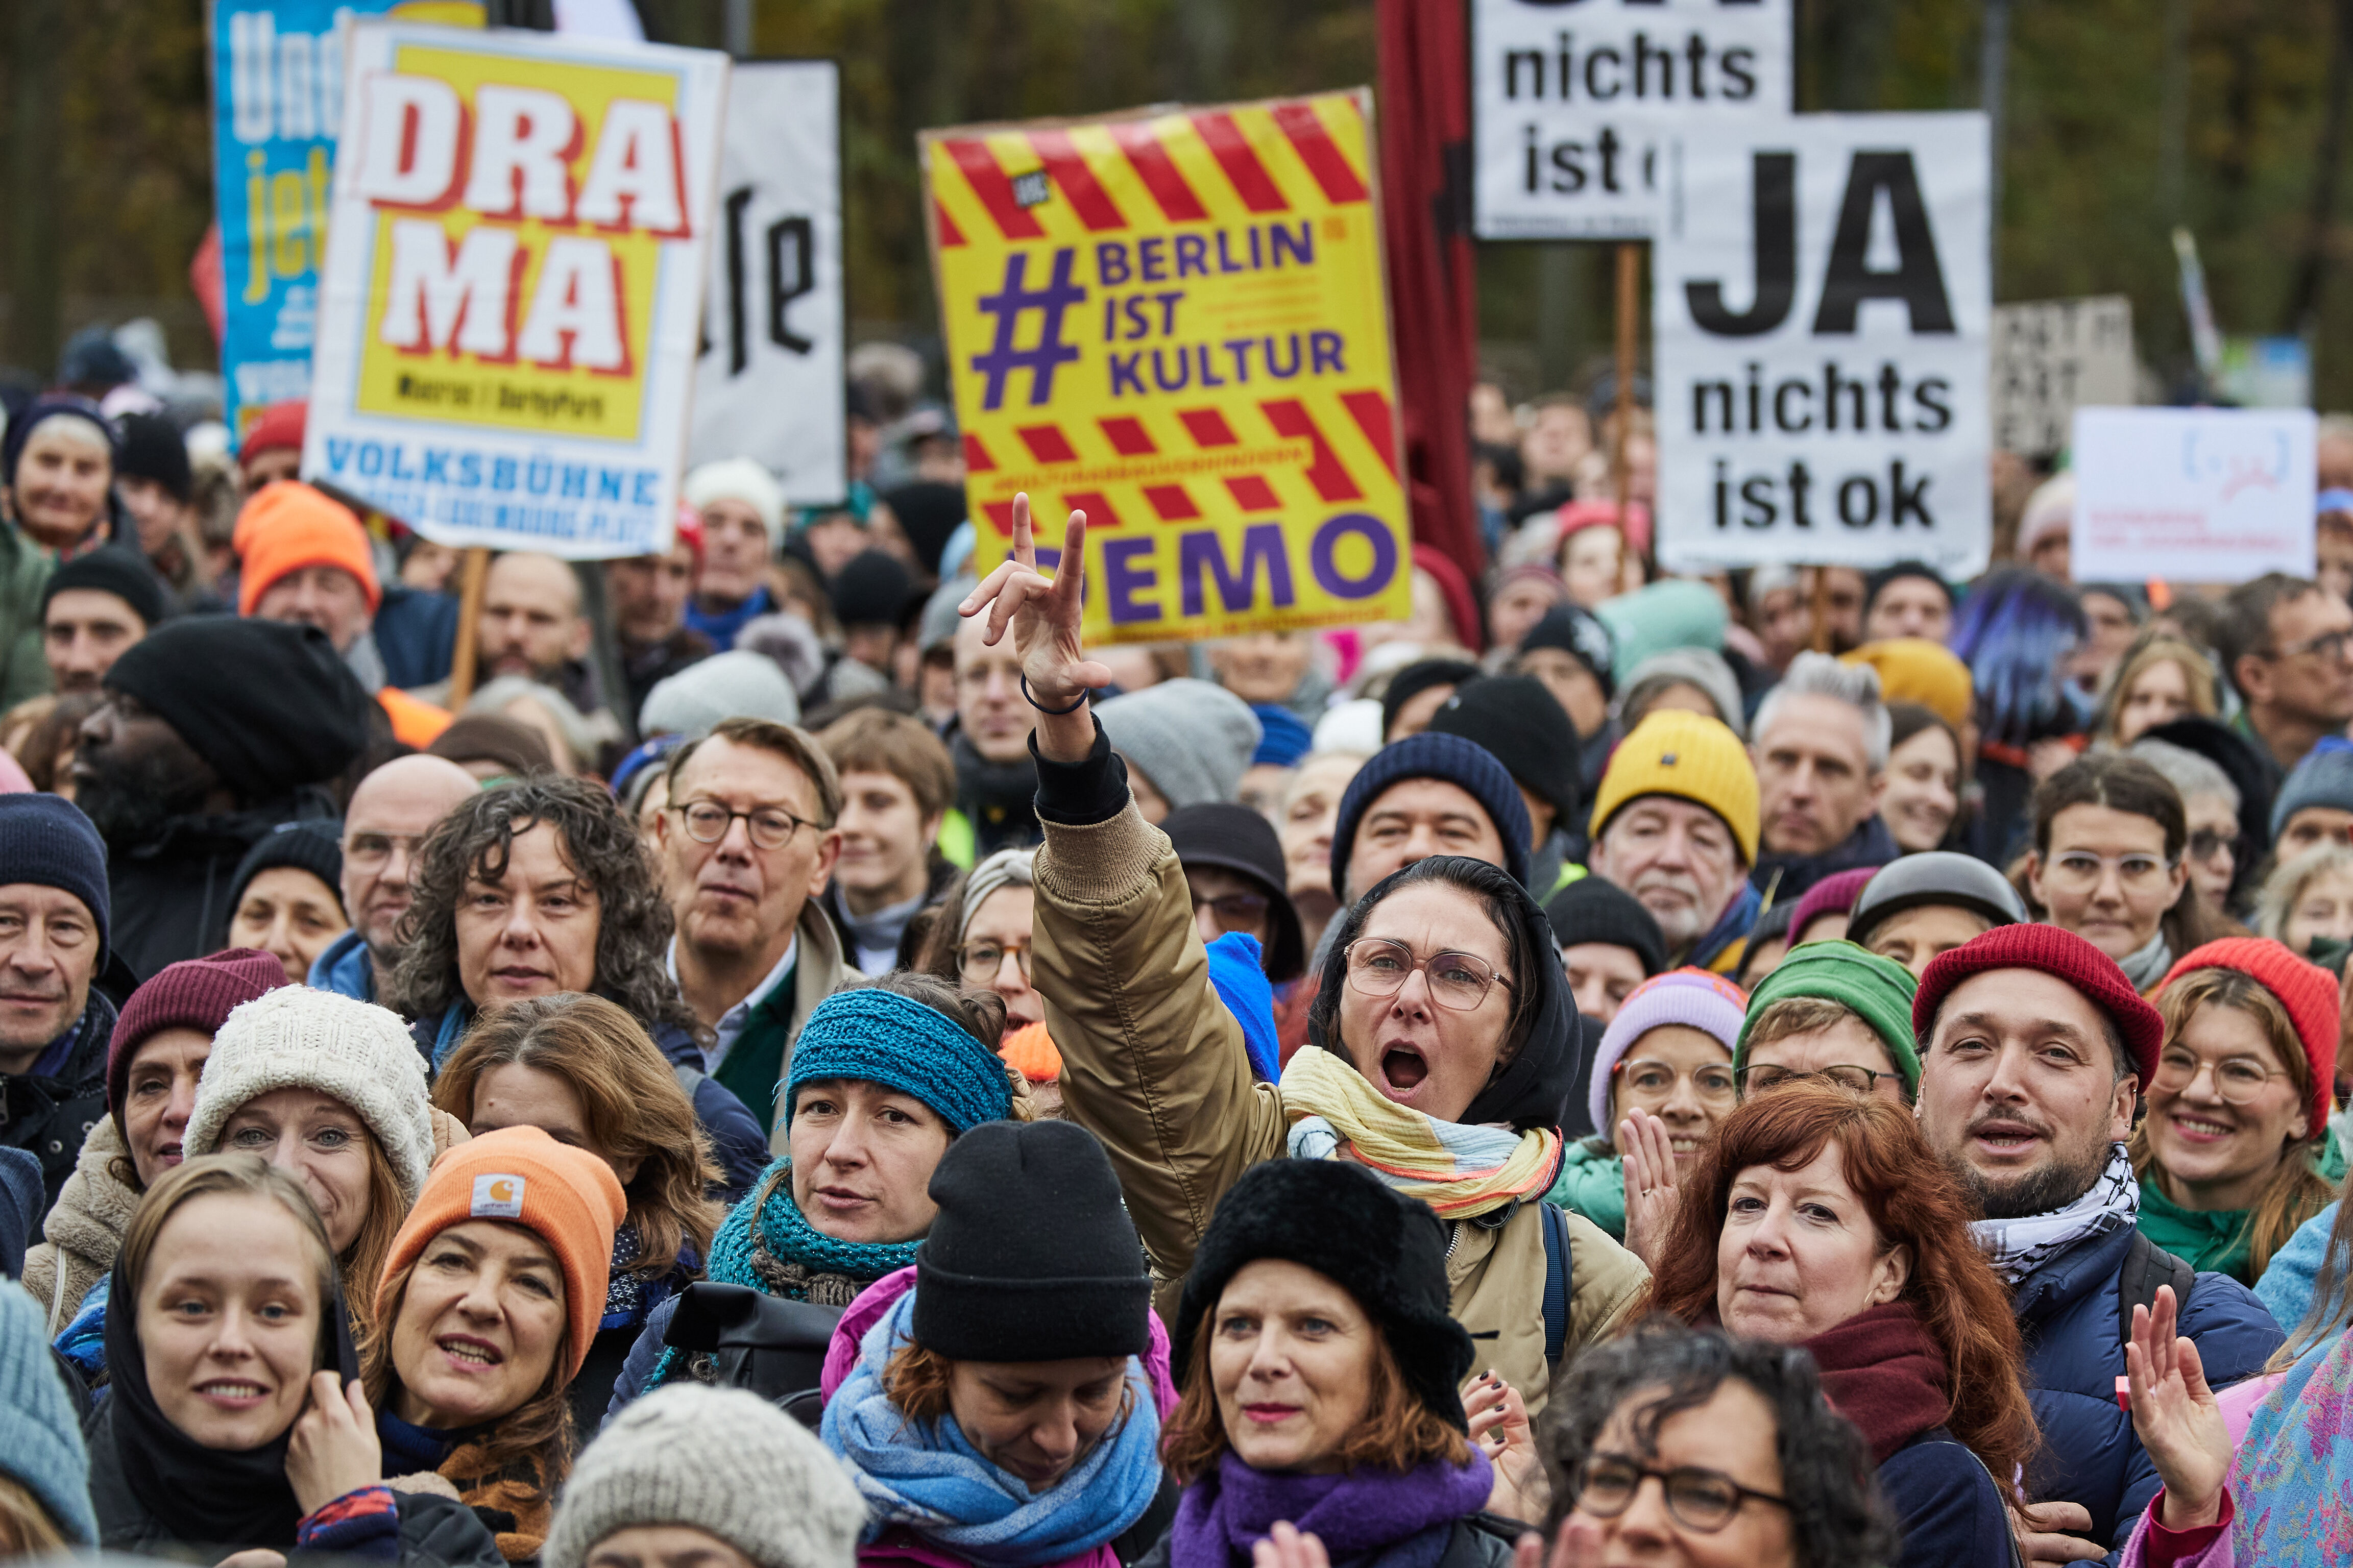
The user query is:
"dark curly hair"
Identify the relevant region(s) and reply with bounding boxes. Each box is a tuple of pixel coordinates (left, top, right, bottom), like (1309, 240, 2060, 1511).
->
(385, 776, 704, 1042)
(1545, 1318, 1902, 1568)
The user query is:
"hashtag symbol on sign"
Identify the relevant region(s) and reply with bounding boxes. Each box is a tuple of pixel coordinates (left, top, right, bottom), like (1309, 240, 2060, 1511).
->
(971, 249, 1087, 412)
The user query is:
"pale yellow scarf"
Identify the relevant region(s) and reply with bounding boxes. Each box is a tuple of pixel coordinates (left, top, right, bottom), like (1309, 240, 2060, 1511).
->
(1280, 1045, 1561, 1218)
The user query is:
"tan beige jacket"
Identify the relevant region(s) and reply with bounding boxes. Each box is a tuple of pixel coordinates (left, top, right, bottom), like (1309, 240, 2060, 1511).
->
(1034, 803, 1647, 1417)
(20, 1117, 137, 1335)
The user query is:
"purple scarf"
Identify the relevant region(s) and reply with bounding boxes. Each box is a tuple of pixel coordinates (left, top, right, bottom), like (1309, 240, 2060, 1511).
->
(1168, 1450, 1495, 1568)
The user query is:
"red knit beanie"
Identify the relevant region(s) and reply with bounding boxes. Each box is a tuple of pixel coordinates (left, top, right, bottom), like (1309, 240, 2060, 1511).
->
(1913, 924, 2165, 1082)
(107, 947, 290, 1117)
(2155, 938, 2340, 1137)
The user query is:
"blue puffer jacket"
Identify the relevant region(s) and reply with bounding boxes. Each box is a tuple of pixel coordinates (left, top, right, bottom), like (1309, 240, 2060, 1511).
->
(2014, 1223, 2283, 1556)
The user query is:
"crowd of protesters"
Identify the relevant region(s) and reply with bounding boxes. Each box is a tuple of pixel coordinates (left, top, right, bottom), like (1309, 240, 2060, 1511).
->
(9, 356, 2353, 1568)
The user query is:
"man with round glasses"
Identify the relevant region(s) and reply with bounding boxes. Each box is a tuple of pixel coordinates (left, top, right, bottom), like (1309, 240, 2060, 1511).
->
(1730, 941, 1920, 1108)
(655, 715, 861, 1147)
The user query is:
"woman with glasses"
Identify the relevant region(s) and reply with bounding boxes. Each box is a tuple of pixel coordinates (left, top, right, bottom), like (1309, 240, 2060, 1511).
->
(1146, 1158, 1519, 1568)
(2132, 939, 2344, 1287)
(919, 849, 1043, 1042)
(958, 497, 1646, 1457)
(1549, 970, 1746, 1249)
(1642, 1083, 2039, 1568)
(1544, 1319, 1901, 1568)
(386, 776, 771, 1197)
(2023, 753, 2217, 995)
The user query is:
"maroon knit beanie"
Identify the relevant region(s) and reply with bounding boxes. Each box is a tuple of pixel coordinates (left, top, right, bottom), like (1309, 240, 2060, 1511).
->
(1912, 923, 2165, 1082)
(2155, 937, 2340, 1137)
(1788, 865, 1885, 944)
(108, 947, 291, 1115)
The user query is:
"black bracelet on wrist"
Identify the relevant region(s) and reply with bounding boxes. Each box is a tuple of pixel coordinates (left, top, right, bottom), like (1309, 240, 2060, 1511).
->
(1021, 675, 1089, 715)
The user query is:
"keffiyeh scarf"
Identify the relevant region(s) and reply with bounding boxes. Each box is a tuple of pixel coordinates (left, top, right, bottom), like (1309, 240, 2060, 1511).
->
(1282, 1045, 1561, 1219)
(1969, 1142, 2139, 1285)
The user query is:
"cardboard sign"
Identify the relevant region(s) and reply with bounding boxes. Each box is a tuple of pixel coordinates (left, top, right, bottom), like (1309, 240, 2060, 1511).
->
(1472, 0, 1791, 240)
(688, 60, 845, 505)
(303, 22, 726, 557)
(2071, 406, 2317, 584)
(209, 0, 484, 438)
(1990, 296, 2134, 458)
(1653, 112, 1992, 574)
(925, 91, 1411, 643)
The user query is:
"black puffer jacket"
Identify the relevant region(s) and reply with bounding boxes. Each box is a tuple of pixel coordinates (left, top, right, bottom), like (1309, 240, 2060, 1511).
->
(1, 990, 114, 1212)
(106, 792, 338, 981)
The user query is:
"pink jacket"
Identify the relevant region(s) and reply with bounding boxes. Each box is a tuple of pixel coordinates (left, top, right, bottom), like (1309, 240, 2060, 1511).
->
(2116, 1373, 2287, 1568)
(820, 1266, 1182, 1568)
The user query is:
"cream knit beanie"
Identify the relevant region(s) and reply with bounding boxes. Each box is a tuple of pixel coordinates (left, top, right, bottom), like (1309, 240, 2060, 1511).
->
(545, 1386, 863, 1568)
(183, 988, 437, 1202)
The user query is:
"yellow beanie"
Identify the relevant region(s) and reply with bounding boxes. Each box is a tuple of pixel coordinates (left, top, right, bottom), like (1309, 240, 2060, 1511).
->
(1842, 639, 1973, 732)
(1590, 710, 1760, 865)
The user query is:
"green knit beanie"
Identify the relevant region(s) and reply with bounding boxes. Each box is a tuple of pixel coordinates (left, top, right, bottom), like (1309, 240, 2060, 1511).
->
(1734, 940, 1922, 1093)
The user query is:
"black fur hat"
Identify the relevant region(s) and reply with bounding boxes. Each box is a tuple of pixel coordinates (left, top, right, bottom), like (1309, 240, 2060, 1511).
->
(1172, 1159, 1475, 1433)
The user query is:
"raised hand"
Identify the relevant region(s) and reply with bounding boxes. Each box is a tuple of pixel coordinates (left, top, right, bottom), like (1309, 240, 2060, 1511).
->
(959, 493, 1111, 721)
(1251, 1520, 1332, 1568)
(2124, 1285, 2231, 1531)
(1466, 1370, 1549, 1524)
(1618, 1109, 1681, 1270)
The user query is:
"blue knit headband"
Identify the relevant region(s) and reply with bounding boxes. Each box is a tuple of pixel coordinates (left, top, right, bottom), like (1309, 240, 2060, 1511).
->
(783, 987, 1012, 1134)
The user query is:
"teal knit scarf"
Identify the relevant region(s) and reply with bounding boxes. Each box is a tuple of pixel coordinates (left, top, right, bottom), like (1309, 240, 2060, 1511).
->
(646, 1159, 921, 1391)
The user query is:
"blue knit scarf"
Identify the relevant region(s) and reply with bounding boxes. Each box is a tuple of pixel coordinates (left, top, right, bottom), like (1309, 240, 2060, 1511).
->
(645, 1160, 919, 1390)
(819, 1287, 1165, 1568)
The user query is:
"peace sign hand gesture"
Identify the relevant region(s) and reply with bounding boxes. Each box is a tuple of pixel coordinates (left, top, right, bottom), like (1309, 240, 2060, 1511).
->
(959, 494, 1111, 760)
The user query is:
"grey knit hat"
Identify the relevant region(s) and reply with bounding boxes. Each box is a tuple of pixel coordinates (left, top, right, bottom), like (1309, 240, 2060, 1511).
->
(1095, 677, 1263, 812)
(183, 988, 438, 1202)
(545, 1385, 863, 1568)
(2272, 740, 2353, 837)
(639, 649, 801, 739)
(1621, 648, 1746, 739)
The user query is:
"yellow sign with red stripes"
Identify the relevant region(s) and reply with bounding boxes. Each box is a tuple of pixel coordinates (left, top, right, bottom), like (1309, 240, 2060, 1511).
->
(924, 91, 1411, 643)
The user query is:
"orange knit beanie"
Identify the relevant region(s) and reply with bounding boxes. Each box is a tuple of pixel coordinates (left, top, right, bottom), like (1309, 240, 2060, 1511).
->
(235, 482, 381, 616)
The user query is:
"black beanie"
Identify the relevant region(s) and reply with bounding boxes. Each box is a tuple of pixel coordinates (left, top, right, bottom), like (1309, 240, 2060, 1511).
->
(879, 482, 968, 578)
(1163, 802, 1304, 982)
(1174, 1160, 1475, 1433)
(1517, 601, 1615, 699)
(1542, 876, 1667, 977)
(913, 1119, 1151, 1362)
(829, 549, 918, 629)
(105, 619, 371, 800)
(1426, 674, 1582, 828)
(1379, 657, 1482, 741)
(225, 820, 345, 925)
(41, 550, 169, 631)
(116, 412, 193, 504)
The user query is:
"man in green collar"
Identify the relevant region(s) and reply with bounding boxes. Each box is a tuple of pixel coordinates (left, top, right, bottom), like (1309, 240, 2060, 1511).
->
(657, 716, 862, 1146)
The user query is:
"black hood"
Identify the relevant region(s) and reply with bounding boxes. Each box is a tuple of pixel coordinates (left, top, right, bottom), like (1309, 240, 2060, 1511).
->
(1307, 854, 1580, 1132)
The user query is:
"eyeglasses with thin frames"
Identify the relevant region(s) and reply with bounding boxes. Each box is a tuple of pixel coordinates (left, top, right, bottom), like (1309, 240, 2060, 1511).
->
(2150, 1047, 2291, 1105)
(2266, 628, 2353, 664)
(2040, 849, 2178, 894)
(1736, 1063, 1899, 1098)
(1343, 938, 1513, 1011)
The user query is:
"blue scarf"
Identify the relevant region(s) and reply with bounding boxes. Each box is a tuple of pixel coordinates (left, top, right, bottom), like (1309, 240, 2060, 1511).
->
(819, 1288, 1163, 1567)
(646, 1160, 919, 1390)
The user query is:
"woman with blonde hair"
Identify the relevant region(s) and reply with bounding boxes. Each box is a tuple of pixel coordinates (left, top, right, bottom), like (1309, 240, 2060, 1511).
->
(183, 987, 453, 1344)
(2134, 940, 2343, 1285)
(2096, 633, 2222, 748)
(432, 992, 726, 1427)
(2254, 842, 2353, 959)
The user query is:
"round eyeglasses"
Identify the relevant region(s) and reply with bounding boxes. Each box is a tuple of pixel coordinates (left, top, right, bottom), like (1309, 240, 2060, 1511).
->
(1342, 938, 1511, 1011)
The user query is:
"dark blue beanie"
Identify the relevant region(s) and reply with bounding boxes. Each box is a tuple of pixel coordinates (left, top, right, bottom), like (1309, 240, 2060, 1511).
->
(0, 795, 109, 963)
(1328, 731, 1532, 897)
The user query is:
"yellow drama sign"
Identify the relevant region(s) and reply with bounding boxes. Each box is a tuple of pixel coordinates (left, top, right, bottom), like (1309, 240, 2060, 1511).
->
(306, 23, 724, 557)
(924, 91, 1411, 643)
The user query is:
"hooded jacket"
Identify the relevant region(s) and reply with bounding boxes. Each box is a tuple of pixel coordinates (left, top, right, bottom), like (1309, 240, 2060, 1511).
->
(107, 793, 339, 981)
(19, 1115, 138, 1335)
(2011, 1221, 2282, 1553)
(1030, 722, 1646, 1420)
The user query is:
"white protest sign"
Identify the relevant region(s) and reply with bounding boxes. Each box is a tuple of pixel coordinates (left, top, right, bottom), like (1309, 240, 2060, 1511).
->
(1472, 0, 1791, 240)
(1990, 296, 2134, 457)
(304, 23, 726, 558)
(2071, 406, 2316, 584)
(1653, 112, 1991, 573)
(689, 60, 844, 504)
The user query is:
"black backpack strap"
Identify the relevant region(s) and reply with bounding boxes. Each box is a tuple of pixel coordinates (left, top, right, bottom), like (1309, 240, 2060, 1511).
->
(1539, 1200, 1570, 1369)
(2117, 1230, 2199, 1345)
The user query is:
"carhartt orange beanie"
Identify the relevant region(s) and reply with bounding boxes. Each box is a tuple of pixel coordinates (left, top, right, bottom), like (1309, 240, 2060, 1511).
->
(235, 482, 380, 616)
